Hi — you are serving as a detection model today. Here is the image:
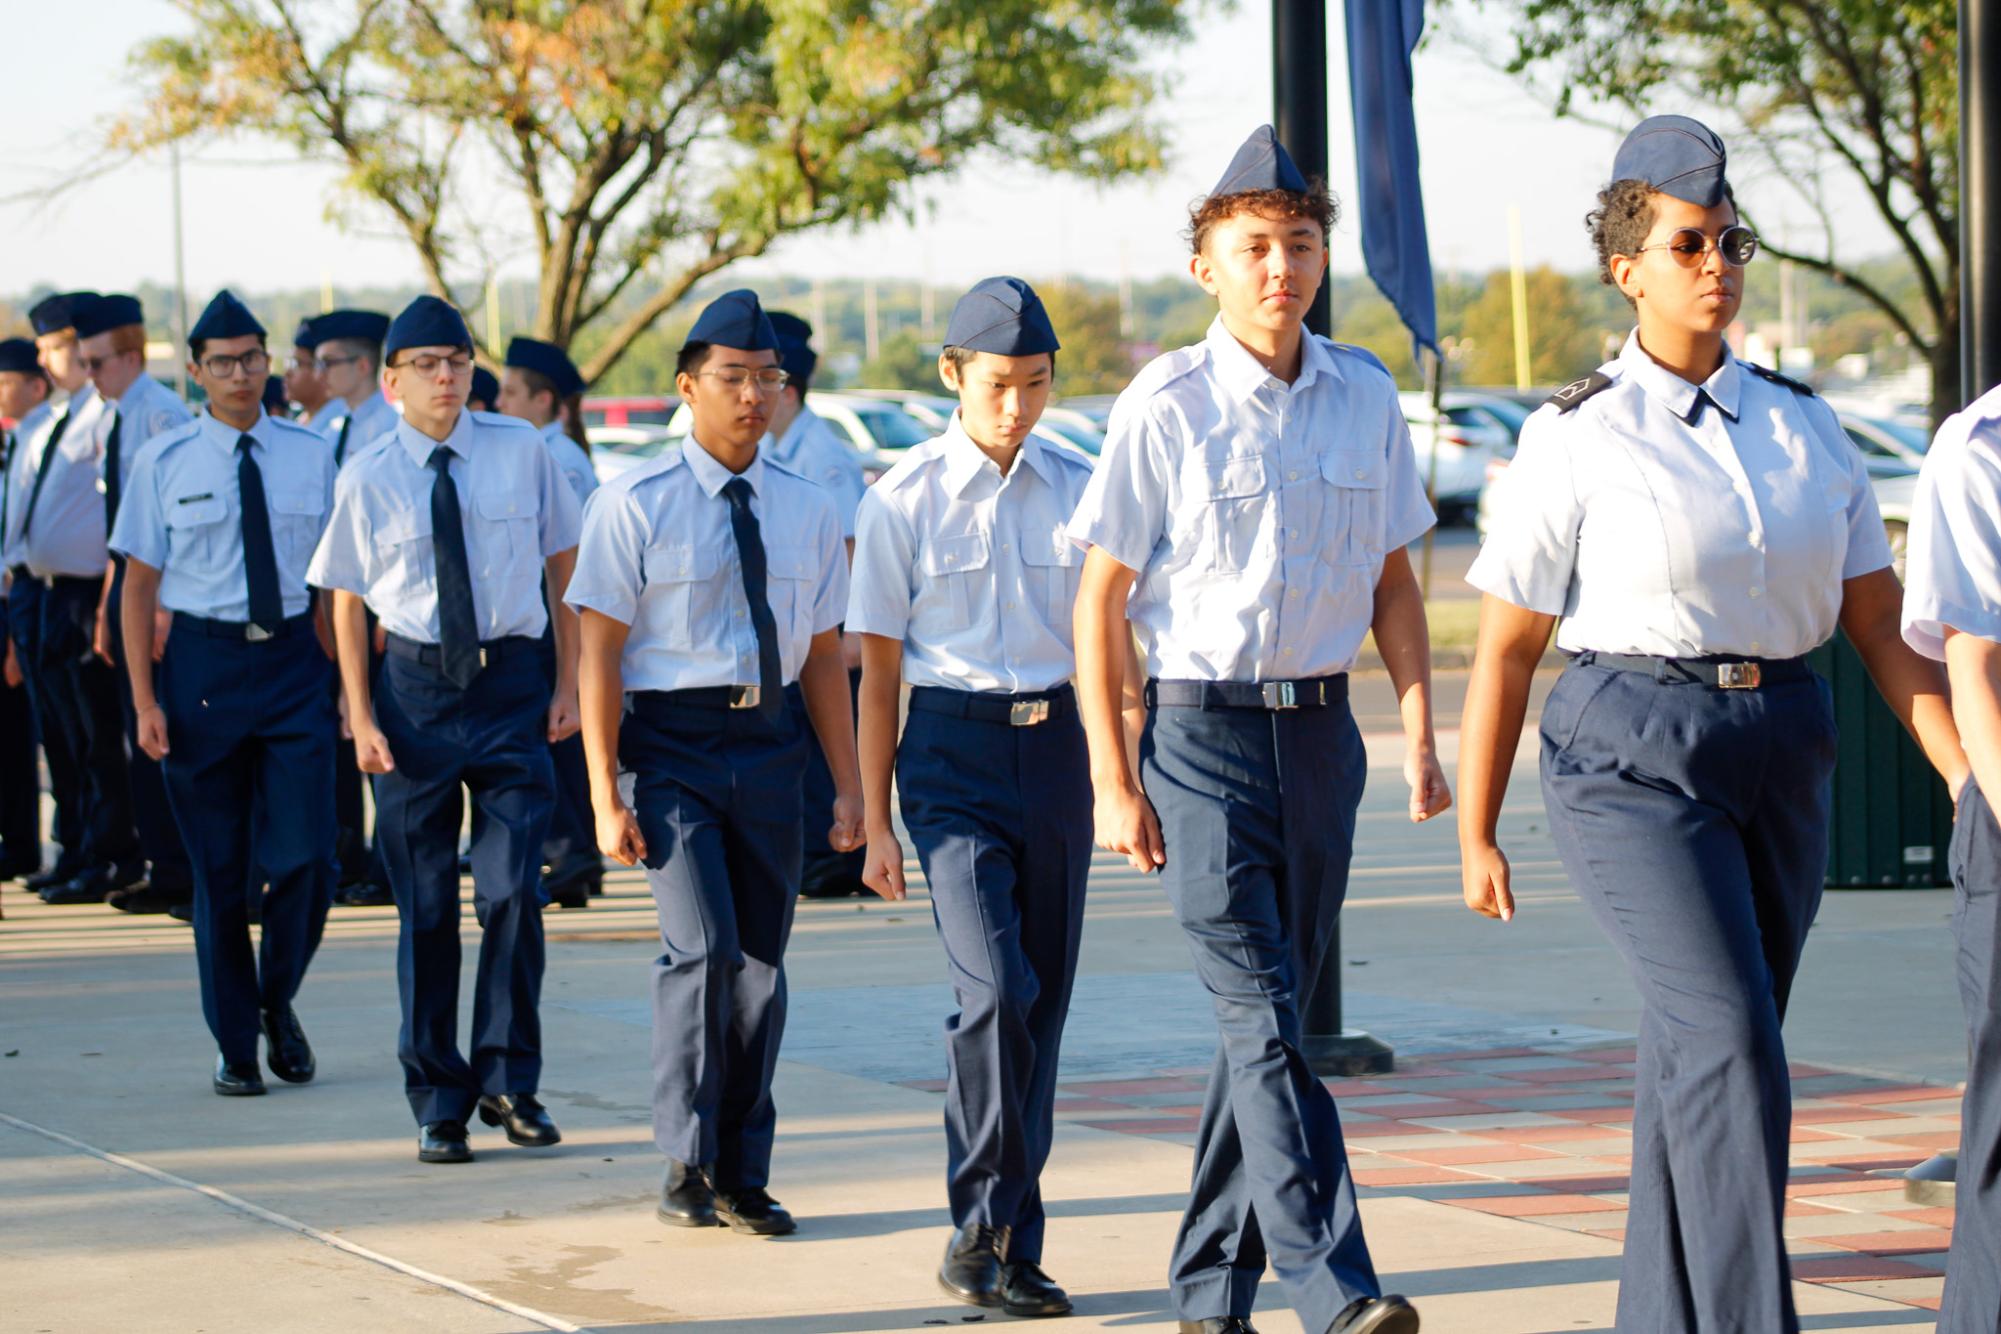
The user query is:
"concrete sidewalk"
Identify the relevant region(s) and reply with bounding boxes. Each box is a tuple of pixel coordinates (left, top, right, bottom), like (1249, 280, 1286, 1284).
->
(0, 671, 1963, 1332)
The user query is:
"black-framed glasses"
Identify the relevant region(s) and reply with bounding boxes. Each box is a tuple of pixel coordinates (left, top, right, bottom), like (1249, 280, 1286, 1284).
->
(697, 367, 789, 392)
(314, 353, 361, 374)
(200, 350, 271, 379)
(1634, 225, 1760, 269)
(392, 352, 474, 377)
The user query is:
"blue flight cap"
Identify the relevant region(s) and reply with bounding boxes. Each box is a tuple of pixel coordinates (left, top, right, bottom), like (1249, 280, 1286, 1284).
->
(188, 289, 266, 349)
(315, 309, 392, 347)
(262, 375, 289, 413)
(767, 311, 816, 382)
(469, 366, 499, 406)
(1612, 115, 1729, 206)
(1211, 124, 1310, 196)
(28, 291, 98, 337)
(0, 337, 41, 375)
(943, 277, 1060, 357)
(384, 295, 472, 358)
(73, 294, 144, 339)
(683, 289, 778, 352)
(504, 336, 585, 398)
(292, 316, 324, 350)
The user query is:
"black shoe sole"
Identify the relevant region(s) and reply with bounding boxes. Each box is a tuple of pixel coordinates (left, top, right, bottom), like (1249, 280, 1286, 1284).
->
(715, 1209, 795, 1236)
(655, 1205, 719, 1228)
(213, 1081, 266, 1097)
(477, 1104, 561, 1147)
(1004, 1297, 1074, 1318)
(1339, 1302, 1420, 1334)
(267, 1063, 315, 1085)
(418, 1146, 474, 1164)
(937, 1274, 1005, 1308)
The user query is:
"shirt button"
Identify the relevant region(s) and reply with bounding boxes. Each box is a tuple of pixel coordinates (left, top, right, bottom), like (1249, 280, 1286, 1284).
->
(1748, 586, 1762, 598)
(1288, 470, 1299, 481)
(1287, 527, 1299, 540)
(1282, 647, 1294, 656)
(1353, 467, 1366, 480)
(1004, 601, 1015, 610)
(1000, 543, 1010, 553)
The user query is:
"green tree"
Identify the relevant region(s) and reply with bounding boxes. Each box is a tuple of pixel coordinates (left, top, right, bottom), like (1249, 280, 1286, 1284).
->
(1036, 282, 1135, 395)
(856, 330, 939, 392)
(113, 0, 1198, 381)
(1447, 0, 1959, 422)
(1457, 265, 1608, 386)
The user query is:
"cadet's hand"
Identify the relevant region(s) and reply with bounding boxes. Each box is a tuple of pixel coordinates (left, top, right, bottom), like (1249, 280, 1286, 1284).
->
(1405, 746, 1452, 823)
(827, 792, 865, 854)
(546, 689, 581, 743)
(3, 640, 20, 689)
(93, 603, 112, 665)
(136, 703, 169, 761)
(596, 800, 647, 867)
(1460, 839, 1516, 922)
(153, 610, 171, 662)
(372, 622, 387, 656)
(1095, 782, 1165, 873)
(336, 690, 352, 741)
(861, 827, 906, 901)
(353, 721, 396, 775)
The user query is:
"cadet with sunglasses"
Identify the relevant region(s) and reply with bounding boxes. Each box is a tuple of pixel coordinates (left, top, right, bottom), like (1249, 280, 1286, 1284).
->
(308, 296, 583, 1164)
(568, 290, 861, 1237)
(110, 290, 338, 1095)
(1459, 117, 1965, 1331)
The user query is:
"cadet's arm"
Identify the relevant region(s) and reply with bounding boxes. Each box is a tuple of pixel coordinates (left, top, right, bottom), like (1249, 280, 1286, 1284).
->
(543, 546, 581, 740)
(1841, 566, 1967, 793)
(1371, 546, 1452, 823)
(1946, 630, 2001, 806)
(856, 632, 906, 900)
(578, 608, 645, 866)
(800, 628, 864, 853)
(1455, 595, 1557, 921)
(120, 558, 169, 760)
(1075, 546, 1163, 870)
(331, 589, 391, 773)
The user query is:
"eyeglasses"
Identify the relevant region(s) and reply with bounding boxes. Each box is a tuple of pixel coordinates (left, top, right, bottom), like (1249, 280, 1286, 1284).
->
(391, 352, 474, 377)
(312, 353, 360, 373)
(697, 367, 790, 392)
(200, 350, 271, 379)
(1633, 225, 1760, 269)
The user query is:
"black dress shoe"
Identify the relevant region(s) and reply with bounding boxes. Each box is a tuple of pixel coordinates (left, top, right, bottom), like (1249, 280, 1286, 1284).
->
(47, 863, 143, 904)
(262, 1006, 316, 1083)
(0, 852, 42, 881)
(108, 884, 191, 915)
(1328, 1295, 1420, 1334)
(477, 1093, 561, 1147)
(543, 854, 602, 910)
(167, 901, 193, 923)
(656, 1161, 718, 1227)
(937, 1222, 1008, 1307)
(213, 1055, 267, 1096)
(1000, 1260, 1072, 1317)
(1178, 1320, 1258, 1334)
(713, 1184, 796, 1236)
(418, 1120, 474, 1163)
(335, 879, 394, 907)
(26, 864, 82, 893)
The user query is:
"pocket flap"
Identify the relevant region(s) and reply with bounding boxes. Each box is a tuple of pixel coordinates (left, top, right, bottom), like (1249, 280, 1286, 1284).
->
(1189, 454, 1269, 500)
(165, 495, 227, 527)
(642, 543, 717, 583)
(1321, 449, 1386, 490)
(765, 543, 820, 582)
(918, 532, 991, 576)
(267, 489, 325, 517)
(474, 491, 535, 522)
(1019, 527, 1082, 567)
(375, 506, 433, 545)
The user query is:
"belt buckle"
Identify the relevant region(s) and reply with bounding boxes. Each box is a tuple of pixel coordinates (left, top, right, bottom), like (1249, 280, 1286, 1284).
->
(1717, 662, 1761, 689)
(1009, 699, 1050, 727)
(1261, 680, 1298, 709)
(729, 685, 761, 710)
(245, 622, 272, 642)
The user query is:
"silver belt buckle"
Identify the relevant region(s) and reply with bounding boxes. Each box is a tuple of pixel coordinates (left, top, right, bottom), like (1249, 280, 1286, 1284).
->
(1261, 680, 1298, 709)
(245, 622, 272, 642)
(1717, 662, 1762, 689)
(729, 684, 761, 710)
(1009, 699, 1050, 727)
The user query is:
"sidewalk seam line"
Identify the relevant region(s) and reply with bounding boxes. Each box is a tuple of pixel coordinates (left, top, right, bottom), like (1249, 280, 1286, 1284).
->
(0, 1108, 591, 1334)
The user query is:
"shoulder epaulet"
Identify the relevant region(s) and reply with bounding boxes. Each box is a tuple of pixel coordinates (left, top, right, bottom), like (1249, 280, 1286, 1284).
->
(1546, 372, 1615, 414)
(149, 419, 204, 452)
(1745, 363, 1817, 398)
(763, 454, 808, 483)
(1323, 339, 1394, 380)
(267, 414, 326, 441)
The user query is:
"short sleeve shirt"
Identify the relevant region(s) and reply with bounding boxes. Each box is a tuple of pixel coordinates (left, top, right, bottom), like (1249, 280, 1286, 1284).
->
(1903, 384, 2001, 659)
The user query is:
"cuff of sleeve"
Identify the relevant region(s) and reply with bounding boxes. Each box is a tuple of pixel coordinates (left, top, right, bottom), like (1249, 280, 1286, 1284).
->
(563, 592, 635, 626)
(1066, 522, 1145, 574)
(1903, 597, 2001, 661)
(844, 609, 908, 640)
(1465, 564, 1568, 618)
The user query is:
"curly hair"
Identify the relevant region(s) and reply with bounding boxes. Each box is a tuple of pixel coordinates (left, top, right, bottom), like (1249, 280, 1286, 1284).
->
(1187, 182, 1340, 254)
(1588, 178, 1737, 306)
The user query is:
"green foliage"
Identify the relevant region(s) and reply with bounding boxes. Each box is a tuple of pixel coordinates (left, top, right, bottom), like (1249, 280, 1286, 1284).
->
(1457, 266, 1606, 385)
(855, 330, 941, 393)
(1036, 283, 1137, 395)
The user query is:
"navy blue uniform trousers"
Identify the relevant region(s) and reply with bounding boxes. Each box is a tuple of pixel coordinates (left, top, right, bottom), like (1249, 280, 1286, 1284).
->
(797, 666, 865, 890)
(897, 686, 1092, 1263)
(1942, 778, 2001, 1331)
(1540, 655, 1835, 1334)
(537, 610, 596, 881)
(624, 691, 804, 1189)
(5, 576, 81, 873)
(0, 596, 41, 869)
(1142, 682, 1379, 1328)
(36, 575, 136, 870)
(156, 616, 335, 1064)
(107, 561, 192, 892)
(372, 638, 554, 1125)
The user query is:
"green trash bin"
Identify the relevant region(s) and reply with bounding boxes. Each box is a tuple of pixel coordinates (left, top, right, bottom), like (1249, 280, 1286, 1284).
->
(1808, 630, 1954, 887)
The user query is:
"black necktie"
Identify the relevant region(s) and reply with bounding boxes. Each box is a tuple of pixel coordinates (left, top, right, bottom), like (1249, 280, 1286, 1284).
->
(237, 434, 284, 632)
(104, 411, 124, 529)
(19, 407, 73, 540)
(429, 447, 481, 688)
(334, 415, 352, 467)
(722, 476, 783, 723)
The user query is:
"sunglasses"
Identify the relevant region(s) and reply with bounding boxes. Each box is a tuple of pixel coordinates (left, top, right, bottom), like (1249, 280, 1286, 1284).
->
(1633, 225, 1759, 269)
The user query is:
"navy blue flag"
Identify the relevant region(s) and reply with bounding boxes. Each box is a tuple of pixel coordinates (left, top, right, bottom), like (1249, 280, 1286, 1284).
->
(1346, 0, 1438, 362)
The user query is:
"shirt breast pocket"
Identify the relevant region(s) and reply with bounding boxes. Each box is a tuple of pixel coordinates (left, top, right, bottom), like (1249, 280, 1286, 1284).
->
(473, 491, 538, 579)
(918, 532, 991, 633)
(641, 542, 717, 649)
(1321, 448, 1387, 567)
(266, 489, 327, 571)
(1184, 454, 1270, 572)
(1019, 527, 1082, 627)
(765, 544, 821, 649)
(376, 506, 436, 592)
(164, 495, 228, 567)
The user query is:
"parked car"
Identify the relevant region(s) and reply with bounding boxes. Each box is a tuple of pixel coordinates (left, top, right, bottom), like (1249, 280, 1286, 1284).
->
(587, 423, 679, 485)
(1398, 392, 1512, 524)
(662, 391, 914, 484)
(1872, 470, 1917, 580)
(581, 395, 678, 429)
(1840, 412, 1929, 478)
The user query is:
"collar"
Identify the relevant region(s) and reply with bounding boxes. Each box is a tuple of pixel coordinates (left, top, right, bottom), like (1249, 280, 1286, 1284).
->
(1617, 330, 1741, 423)
(768, 406, 817, 462)
(683, 434, 764, 499)
(199, 406, 276, 454)
(540, 420, 567, 446)
(352, 389, 387, 421)
(61, 384, 98, 417)
(1203, 315, 1337, 402)
(13, 401, 53, 440)
(940, 411, 1057, 497)
(397, 408, 472, 466)
(115, 372, 161, 414)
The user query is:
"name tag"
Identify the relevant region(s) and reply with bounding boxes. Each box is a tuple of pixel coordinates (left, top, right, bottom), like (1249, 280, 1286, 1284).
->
(177, 493, 216, 504)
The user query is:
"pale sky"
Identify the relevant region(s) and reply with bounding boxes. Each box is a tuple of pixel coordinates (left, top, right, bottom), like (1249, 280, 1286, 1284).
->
(0, 1, 1898, 299)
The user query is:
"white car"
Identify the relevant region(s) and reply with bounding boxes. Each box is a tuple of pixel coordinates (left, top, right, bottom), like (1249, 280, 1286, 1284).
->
(660, 391, 919, 484)
(1398, 391, 1512, 522)
(1872, 470, 1917, 580)
(587, 423, 679, 484)
(1841, 413, 1929, 478)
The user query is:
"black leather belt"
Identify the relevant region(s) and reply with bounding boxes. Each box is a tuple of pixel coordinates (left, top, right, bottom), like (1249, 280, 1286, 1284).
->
(12, 569, 97, 593)
(178, 611, 314, 642)
(1573, 651, 1811, 690)
(629, 684, 767, 714)
(383, 633, 538, 668)
(1146, 674, 1349, 710)
(908, 684, 1075, 727)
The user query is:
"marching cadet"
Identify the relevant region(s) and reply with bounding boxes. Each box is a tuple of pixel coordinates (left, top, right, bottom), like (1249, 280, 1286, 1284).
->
(285, 317, 335, 429)
(21, 291, 143, 906)
(74, 293, 198, 916)
(567, 289, 861, 1236)
(849, 277, 1093, 1317)
(307, 295, 583, 1164)
(1899, 394, 2001, 1330)
(0, 337, 53, 882)
(314, 309, 396, 466)
(765, 310, 871, 900)
(262, 376, 291, 417)
(467, 366, 500, 414)
(1458, 117, 1963, 1332)
(498, 335, 602, 906)
(1068, 127, 1444, 1334)
(110, 289, 338, 1095)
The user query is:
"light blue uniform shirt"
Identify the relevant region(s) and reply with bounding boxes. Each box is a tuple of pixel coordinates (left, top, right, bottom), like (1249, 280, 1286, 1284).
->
(565, 438, 847, 692)
(306, 409, 583, 643)
(101, 372, 193, 496)
(110, 408, 335, 620)
(1469, 332, 1889, 660)
(541, 421, 598, 505)
(765, 406, 867, 539)
(21, 385, 112, 579)
(1903, 383, 2001, 660)
(1, 400, 56, 574)
(849, 415, 1092, 692)
(1067, 316, 1434, 682)
(323, 389, 399, 467)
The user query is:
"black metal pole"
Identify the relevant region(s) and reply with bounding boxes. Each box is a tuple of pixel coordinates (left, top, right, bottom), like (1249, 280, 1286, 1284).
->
(1278, 0, 1393, 1076)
